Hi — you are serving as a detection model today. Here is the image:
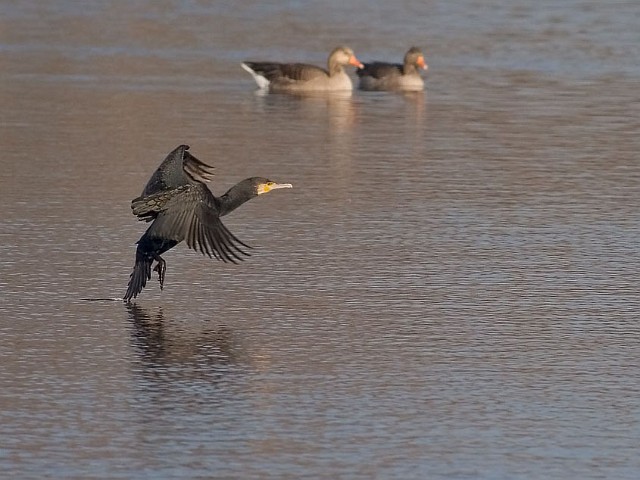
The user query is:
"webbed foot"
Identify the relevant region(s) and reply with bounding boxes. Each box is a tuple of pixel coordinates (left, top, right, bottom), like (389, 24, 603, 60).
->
(153, 256, 166, 290)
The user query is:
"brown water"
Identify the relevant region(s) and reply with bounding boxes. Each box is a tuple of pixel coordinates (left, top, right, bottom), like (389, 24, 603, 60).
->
(2, 1, 640, 479)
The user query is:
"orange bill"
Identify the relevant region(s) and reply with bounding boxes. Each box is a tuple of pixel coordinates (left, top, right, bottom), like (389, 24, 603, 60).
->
(349, 55, 364, 69)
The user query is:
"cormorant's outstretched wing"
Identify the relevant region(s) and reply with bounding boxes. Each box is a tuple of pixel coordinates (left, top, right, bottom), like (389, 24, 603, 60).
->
(356, 62, 403, 79)
(141, 144, 215, 197)
(143, 184, 251, 263)
(131, 186, 189, 222)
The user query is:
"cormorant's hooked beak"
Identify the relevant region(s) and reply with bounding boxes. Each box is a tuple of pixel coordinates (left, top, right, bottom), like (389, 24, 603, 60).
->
(257, 182, 293, 195)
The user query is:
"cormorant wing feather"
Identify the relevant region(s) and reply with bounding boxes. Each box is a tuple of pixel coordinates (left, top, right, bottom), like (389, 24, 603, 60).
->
(182, 150, 215, 184)
(131, 185, 190, 222)
(144, 184, 251, 263)
(141, 144, 215, 197)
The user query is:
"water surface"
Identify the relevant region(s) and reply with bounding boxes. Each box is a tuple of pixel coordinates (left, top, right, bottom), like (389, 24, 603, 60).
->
(1, 1, 639, 479)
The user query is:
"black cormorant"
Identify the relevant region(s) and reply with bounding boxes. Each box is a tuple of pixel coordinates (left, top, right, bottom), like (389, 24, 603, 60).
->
(124, 144, 292, 301)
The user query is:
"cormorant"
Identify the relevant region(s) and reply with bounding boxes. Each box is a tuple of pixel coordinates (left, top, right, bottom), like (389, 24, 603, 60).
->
(124, 145, 292, 301)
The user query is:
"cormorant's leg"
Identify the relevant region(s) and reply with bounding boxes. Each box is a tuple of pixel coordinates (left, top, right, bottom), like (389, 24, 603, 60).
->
(152, 254, 166, 290)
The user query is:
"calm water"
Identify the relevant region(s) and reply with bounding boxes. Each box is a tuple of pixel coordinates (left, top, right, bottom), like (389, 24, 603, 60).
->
(1, 1, 640, 479)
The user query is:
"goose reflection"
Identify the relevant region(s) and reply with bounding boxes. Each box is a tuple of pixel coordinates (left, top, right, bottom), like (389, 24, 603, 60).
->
(253, 90, 357, 134)
(402, 90, 427, 142)
(125, 303, 244, 384)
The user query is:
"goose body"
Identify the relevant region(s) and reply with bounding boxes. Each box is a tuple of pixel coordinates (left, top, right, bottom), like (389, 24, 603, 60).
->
(242, 46, 364, 93)
(357, 47, 427, 91)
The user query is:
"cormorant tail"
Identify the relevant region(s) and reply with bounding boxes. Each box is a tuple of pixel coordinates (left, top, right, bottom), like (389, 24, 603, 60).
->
(123, 250, 153, 302)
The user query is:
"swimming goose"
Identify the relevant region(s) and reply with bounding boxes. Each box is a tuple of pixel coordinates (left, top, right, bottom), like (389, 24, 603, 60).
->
(242, 46, 364, 92)
(357, 47, 427, 91)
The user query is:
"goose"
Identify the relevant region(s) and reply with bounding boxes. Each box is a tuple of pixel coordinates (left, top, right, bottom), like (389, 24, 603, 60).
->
(357, 47, 427, 91)
(242, 46, 364, 92)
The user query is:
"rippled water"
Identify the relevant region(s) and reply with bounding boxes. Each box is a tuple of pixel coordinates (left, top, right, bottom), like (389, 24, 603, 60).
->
(1, 1, 640, 479)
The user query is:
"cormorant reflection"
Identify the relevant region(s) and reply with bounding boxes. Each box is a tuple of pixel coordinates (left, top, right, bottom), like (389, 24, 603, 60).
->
(125, 303, 244, 384)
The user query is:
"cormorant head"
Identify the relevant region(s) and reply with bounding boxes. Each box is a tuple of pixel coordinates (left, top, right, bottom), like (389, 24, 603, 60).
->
(251, 177, 293, 196)
(220, 177, 292, 217)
